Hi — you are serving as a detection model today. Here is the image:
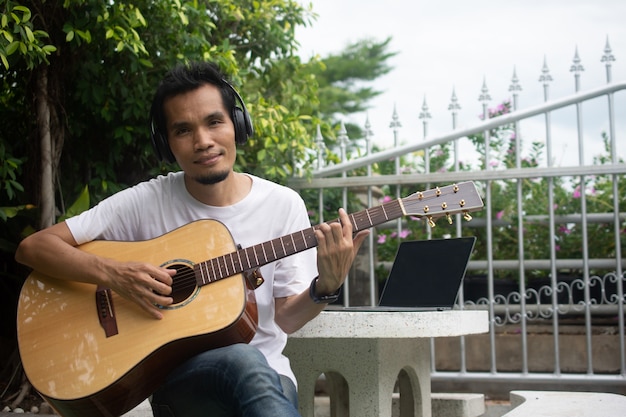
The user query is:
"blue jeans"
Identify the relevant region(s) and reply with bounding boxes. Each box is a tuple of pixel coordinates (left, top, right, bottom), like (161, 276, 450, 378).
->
(151, 343, 300, 417)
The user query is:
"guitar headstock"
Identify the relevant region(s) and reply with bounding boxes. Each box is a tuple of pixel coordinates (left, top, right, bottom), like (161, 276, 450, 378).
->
(400, 182, 484, 226)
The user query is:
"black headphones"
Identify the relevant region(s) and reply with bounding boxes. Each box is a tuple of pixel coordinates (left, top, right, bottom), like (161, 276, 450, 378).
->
(150, 80, 254, 163)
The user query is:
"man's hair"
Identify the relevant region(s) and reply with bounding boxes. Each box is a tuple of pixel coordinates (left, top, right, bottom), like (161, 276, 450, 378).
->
(150, 61, 237, 140)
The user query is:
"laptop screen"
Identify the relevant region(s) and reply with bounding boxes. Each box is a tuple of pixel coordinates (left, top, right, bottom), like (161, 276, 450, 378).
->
(378, 237, 476, 309)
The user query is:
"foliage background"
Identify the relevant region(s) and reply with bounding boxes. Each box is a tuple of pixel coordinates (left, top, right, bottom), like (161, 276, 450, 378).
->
(0, 0, 399, 407)
(372, 101, 626, 284)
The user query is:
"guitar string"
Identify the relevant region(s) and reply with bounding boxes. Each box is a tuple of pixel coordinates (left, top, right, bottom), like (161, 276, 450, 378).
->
(162, 202, 408, 295)
(159, 193, 446, 297)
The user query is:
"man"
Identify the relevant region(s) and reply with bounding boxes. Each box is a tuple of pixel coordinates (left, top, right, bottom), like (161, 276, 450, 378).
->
(15, 61, 369, 416)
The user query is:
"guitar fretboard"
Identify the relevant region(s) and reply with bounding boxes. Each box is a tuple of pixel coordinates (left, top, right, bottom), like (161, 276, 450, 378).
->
(194, 199, 405, 286)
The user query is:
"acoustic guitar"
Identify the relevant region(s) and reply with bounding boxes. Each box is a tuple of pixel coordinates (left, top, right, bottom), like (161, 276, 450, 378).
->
(17, 181, 483, 416)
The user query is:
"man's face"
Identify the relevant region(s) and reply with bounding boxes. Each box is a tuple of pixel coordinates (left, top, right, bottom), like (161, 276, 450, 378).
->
(163, 84, 236, 185)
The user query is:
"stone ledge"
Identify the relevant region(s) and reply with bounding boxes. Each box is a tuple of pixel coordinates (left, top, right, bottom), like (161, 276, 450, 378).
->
(503, 390, 626, 416)
(431, 393, 486, 417)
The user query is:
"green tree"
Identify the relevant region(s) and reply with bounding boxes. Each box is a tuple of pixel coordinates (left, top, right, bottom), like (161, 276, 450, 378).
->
(1, 0, 320, 229)
(311, 37, 397, 141)
(1, 0, 322, 407)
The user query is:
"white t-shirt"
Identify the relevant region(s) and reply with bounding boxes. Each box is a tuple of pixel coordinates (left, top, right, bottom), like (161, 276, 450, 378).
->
(65, 171, 317, 384)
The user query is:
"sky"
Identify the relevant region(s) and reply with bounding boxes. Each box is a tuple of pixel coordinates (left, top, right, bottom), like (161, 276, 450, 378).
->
(295, 0, 626, 168)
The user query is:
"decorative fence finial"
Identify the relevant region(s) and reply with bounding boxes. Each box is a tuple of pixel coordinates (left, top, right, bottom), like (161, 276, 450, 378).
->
(570, 46, 585, 74)
(448, 87, 461, 131)
(539, 55, 553, 85)
(338, 120, 348, 163)
(478, 77, 491, 104)
(364, 115, 374, 140)
(419, 96, 431, 121)
(389, 103, 402, 129)
(601, 36, 615, 83)
(448, 87, 461, 113)
(509, 66, 522, 93)
(315, 124, 326, 169)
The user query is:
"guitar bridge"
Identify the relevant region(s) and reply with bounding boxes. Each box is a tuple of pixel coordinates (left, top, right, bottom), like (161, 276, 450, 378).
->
(96, 286, 119, 337)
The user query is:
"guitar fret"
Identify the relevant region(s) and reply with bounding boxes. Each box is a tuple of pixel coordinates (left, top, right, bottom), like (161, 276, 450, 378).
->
(229, 253, 236, 275)
(235, 251, 244, 273)
(200, 263, 208, 284)
(269, 240, 278, 261)
(222, 255, 229, 277)
(218, 257, 226, 279)
(196, 264, 204, 285)
(260, 244, 268, 264)
(308, 227, 316, 247)
(381, 204, 389, 220)
(349, 213, 358, 230)
(280, 236, 287, 256)
(300, 230, 308, 249)
(251, 246, 260, 267)
(208, 259, 217, 282)
(243, 248, 252, 270)
(290, 233, 297, 253)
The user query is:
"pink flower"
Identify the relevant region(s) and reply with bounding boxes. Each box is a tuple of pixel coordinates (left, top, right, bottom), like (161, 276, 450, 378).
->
(573, 186, 581, 199)
(377, 234, 387, 244)
(496, 210, 504, 220)
(381, 195, 393, 203)
(399, 229, 411, 239)
(558, 225, 572, 235)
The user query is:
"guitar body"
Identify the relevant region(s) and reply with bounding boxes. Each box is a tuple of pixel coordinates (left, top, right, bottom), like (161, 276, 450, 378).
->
(17, 220, 258, 417)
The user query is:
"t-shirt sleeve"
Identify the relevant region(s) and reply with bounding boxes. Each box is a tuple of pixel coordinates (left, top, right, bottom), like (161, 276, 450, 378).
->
(269, 191, 318, 298)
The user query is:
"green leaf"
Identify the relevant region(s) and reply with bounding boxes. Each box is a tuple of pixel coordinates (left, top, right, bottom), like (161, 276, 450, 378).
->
(13, 6, 32, 22)
(0, 53, 8, 70)
(6, 41, 19, 55)
(24, 25, 35, 43)
(42, 45, 57, 54)
(59, 186, 90, 221)
(66, 30, 75, 42)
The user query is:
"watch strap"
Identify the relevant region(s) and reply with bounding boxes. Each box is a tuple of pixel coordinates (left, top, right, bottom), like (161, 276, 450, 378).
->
(309, 277, 341, 304)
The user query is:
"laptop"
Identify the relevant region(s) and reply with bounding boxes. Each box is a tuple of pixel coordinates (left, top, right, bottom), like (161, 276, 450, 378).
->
(327, 236, 476, 312)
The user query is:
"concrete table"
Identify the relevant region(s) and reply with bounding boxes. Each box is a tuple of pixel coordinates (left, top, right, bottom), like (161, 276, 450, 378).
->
(284, 310, 488, 417)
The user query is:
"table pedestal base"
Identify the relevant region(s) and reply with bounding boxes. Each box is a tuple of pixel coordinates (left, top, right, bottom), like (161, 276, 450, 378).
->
(285, 337, 431, 417)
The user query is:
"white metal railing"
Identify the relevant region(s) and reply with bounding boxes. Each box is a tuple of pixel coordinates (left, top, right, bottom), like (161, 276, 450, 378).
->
(288, 41, 626, 392)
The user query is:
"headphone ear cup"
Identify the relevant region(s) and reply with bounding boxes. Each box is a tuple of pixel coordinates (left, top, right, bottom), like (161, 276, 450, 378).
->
(150, 120, 176, 163)
(232, 106, 250, 145)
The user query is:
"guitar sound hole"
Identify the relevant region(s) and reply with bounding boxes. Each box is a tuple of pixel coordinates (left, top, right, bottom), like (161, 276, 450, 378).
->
(156, 263, 196, 305)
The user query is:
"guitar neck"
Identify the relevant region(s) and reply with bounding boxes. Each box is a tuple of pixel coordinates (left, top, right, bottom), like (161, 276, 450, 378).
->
(194, 199, 404, 286)
(195, 181, 483, 287)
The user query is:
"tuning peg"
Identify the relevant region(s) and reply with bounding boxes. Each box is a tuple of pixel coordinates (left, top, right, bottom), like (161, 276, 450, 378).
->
(427, 216, 436, 228)
(446, 214, 453, 224)
(463, 211, 473, 221)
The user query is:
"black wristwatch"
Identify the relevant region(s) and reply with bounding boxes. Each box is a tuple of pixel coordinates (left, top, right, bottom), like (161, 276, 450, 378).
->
(309, 277, 341, 304)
